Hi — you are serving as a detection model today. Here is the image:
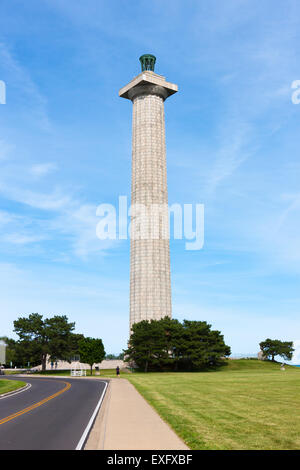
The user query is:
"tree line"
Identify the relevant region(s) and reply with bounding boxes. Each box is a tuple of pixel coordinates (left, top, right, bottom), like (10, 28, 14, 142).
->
(1, 313, 105, 374)
(2, 313, 294, 374)
(124, 318, 295, 372)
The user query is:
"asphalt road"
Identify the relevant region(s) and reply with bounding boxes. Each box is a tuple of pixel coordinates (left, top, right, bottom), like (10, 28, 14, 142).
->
(0, 376, 107, 450)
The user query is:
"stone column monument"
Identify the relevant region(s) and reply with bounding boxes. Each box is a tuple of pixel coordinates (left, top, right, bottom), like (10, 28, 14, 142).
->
(119, 55, 178, 331)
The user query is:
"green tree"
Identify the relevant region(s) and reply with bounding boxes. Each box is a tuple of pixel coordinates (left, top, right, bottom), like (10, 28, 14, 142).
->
(78, 337, 106, 375)
(180, 320, 231, 370)
(105, 353, 124, 360)
(124, 317, 231, 372)
(157, 316, 184, 371)
(13, 313, 75, 371)
(259, 339, 294, 362)
(125, 319, 169, 372)
(0, 335, 42, 368)
(68, 333, 85, 361)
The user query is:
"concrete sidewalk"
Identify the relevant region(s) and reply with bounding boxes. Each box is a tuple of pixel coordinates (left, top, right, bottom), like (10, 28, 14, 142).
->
(86, 378, 189, 450)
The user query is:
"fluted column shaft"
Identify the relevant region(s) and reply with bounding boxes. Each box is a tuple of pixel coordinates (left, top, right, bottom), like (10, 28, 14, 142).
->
(130, 91, 172, 330)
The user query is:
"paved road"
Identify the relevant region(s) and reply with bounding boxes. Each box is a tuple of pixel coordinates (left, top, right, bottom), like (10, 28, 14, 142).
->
(0, 376, 107, 450)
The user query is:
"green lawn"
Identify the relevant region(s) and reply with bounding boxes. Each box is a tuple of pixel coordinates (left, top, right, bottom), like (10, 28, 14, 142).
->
(125, 360, 300, 450)
(0, 379, 26, 395)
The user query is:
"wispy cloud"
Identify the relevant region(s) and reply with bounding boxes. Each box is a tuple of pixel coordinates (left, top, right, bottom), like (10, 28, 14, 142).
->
(205, 120, 255, 196)
(30, 162, 57, 177)
(0, 139, 14, 161)
(0, 42, 51, 131)
(0, 181, 118, 258)
(0, 183, 71, 211)
(2, 233, 48, 245)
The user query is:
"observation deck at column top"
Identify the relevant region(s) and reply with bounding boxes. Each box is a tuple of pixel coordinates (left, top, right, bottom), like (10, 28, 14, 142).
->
(119, 54, 178, 101)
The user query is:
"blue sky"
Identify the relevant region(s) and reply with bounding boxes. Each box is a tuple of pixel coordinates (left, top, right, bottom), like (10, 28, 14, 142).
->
(0, 0, 300, 359)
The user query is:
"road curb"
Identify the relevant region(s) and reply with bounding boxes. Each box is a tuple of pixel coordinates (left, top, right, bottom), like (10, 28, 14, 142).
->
(84, 380, 112, 450)
(76, 380, 109, 450)
(0, 382, 31, 399)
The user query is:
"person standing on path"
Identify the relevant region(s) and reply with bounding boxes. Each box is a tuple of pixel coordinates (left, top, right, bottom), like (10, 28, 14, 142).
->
(116, 366, 120, 378)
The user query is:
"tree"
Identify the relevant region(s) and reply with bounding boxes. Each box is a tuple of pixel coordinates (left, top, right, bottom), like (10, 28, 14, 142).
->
(124, 317, 231, 372)
(125, 319, 170, 372)
(13, 313, 75, 371)
(78, 337, 105, 375)
(105, 353, 125, 360)
(157, 316, 183, 371)
(180, 320, 231, 370)
(259, 339, 294, 362)
(68, 333, 85, 361)
(0, 335, 43, 368)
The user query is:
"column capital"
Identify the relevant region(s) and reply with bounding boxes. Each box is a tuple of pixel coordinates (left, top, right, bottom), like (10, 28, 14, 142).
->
(119, 71, 178, 101)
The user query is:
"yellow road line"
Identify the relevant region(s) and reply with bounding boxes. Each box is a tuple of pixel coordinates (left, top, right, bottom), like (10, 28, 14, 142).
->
(0, 380, 71, 425)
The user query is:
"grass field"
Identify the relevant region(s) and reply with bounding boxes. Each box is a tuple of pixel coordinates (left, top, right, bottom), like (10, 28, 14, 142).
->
(0, 379, 26, 395)
(125, 360, 300, 450)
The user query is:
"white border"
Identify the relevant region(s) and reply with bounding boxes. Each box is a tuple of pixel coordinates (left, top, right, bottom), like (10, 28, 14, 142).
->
(76, 380, 108, 450)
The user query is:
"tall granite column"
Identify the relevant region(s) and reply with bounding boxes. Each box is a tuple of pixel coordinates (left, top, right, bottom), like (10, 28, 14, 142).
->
(119, 55, 178, 331)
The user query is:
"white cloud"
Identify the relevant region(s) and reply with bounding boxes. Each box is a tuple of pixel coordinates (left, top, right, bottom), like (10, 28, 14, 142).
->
(2, 233, 48, 245)
(0, 210, 16, 225)
(30, 163, 57, 177)
(0, 139, 14, 161)
(49, 202, 119, 259)
(205, 120, 255, 195)
(0, 42, 51, 131)
(0, 183, 72, 211)
(0, 181, 119, 258)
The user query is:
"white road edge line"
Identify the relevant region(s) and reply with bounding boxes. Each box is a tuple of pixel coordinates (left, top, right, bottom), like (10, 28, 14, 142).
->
(0, 382, 32, 400)
(76, 380, 108, 451)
